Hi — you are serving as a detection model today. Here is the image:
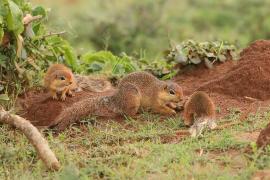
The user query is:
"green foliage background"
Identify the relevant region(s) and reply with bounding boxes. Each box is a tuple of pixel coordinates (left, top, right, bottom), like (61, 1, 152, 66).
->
(2, 0, 270, 107)
(35, 0, 270, 58)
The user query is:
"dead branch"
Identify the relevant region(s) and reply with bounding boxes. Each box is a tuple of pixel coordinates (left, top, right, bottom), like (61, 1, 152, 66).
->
(23, 14, 43, 25)
(244, 96, 258, 102)
(0, 106, 60, 171)
(40, 31, 66, 39)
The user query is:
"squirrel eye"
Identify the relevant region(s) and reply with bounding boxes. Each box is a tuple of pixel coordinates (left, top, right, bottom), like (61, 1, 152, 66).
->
(60, 76, 65, 81)
(169, 90, 175, 95)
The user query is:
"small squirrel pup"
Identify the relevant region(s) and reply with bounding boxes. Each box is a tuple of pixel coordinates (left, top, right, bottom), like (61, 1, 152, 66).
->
(183, 91, 217, 137)
(118, 71, 183, 115)
(44, 64, 77, 101)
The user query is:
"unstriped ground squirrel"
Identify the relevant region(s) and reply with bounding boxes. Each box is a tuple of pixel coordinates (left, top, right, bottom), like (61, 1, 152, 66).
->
(44, 64, 77, 101)
(183, 91, 217, 137)
(118, 71, 183, 115)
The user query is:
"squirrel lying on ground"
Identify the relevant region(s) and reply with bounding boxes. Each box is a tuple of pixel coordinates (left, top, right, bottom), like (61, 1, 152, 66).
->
(54, 72, 183, 131)
(44, 64, 77, 101)
(54, 82, 142, 131)
(118, 71, 184, 115)
(183, 91, 217, 137)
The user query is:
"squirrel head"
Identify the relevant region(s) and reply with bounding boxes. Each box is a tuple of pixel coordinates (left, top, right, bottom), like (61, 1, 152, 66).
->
(162, 82, 184, 102)
(51, 70, 73, 90)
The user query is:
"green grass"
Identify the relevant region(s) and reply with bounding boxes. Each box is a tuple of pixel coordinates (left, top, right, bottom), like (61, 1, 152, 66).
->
(1, 110, 270, 179)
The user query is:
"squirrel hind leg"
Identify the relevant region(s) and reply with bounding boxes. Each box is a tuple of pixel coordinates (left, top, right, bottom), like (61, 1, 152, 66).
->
(122, 93, 141, 116)
(117, 83, 141, 116)
(123, 104, 140, 116)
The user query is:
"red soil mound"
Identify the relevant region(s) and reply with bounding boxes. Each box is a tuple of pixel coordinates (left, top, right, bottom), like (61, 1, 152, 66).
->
(199, 40, 270, 100)
(17, 89, 115, 128)
(175, 40, 270, 117)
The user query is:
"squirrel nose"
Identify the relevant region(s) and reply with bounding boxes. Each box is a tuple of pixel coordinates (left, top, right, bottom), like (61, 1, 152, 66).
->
(69, 82, 72, 85)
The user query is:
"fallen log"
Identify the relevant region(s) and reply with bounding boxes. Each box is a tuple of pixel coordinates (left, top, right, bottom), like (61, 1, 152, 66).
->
(0, 106, 60, 171)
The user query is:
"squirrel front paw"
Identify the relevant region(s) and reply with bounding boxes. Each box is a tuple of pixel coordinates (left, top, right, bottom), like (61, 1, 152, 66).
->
(52, 94, 58, 100)
(67, 90, 74, 97)
(160, 107, 177, 116)
(60, 94, 66, 101)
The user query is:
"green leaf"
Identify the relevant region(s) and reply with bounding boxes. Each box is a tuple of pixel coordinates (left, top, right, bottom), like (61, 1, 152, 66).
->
(204, 58, 213, 69)
(31, 6, 46, 34)
(0, 1, 8, 16)
(87, 62, 103, 73)
(175, 53, 187, 64)
(190, 56, 201, 64)
(6, 0, 24, 35)
(205, 52, 215, 57)
(0, 26, 3, 43)
(229, 51, 239, 60)
(0, 94, 9, 101)
(218, 54, 227, 62)
(0, 54, 8, 66)
(62, 44, 79, 71)
(32, 6, 47, 17)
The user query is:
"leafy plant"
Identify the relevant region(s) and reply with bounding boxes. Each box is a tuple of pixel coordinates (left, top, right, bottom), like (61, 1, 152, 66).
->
(81, 51, 177, 80)
(165, 40, 238, 69)
(81, 51, 140, 78)
(0, 0, 79, 108)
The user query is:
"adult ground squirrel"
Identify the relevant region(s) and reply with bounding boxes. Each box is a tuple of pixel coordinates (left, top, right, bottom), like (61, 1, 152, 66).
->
(183, 91, 217, 137)
(55, 83, 142, 131)
(118, 71, 183, 115)
(44, 64, 77, 101)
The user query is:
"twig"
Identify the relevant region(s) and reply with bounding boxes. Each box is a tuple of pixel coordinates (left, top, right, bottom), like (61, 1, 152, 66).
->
(0, 106, 60, 171)
(23, 14, 43, 25)
(244, 96, 258, 102)
(40, 31, 67, 39)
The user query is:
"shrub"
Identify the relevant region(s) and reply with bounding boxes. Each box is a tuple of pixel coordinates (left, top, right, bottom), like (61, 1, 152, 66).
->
(164, 40, 238, 69)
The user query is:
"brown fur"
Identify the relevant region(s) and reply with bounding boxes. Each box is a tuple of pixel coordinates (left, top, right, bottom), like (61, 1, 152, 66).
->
(183, 91, 216, 126)
(54, 83, 141, 131)
(108, 83, 141, 116)
(44, 64, 77, 101)
(74, 74, 113, 92)
(118, 71, 183, 115)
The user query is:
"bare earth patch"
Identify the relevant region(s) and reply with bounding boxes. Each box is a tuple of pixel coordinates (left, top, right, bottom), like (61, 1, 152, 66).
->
(234, 131, 261, 143)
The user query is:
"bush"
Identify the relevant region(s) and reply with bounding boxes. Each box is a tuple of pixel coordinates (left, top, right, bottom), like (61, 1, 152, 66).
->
(164, 40, 238, 69)
(0, 0, 79, 107)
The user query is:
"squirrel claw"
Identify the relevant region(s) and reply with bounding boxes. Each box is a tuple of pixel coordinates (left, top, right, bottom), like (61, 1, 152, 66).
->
(60, 95, 66, 101)
(52, 95, 58, 100)
(68, 92, 74, 97)
(67, 90, 75, 97)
